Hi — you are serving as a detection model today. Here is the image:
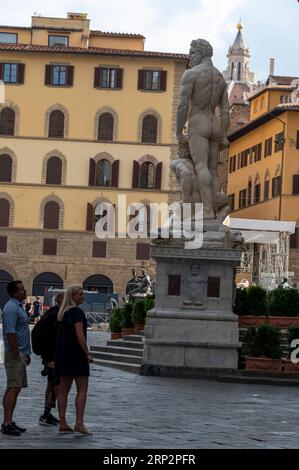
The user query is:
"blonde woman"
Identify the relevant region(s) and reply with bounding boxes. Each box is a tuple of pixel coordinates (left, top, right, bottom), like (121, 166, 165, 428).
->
(55, 286, 94, 435)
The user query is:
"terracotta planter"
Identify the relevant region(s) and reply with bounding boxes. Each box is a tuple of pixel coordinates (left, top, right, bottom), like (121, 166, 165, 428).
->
(121, 328, 135, 337)
(245, 356, 283, 372)
(269, 317, 299, 328)
(284, 359, 299, 373)
(239, 316, 267, 328)
(111, 332, 122, 340)
(133, 324, 144, 334)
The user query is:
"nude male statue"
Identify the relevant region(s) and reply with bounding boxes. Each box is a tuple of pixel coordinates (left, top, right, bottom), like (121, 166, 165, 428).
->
(176, 39, 230, 219)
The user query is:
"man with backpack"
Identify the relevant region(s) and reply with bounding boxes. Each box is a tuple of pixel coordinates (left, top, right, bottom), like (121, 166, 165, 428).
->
(31, 293, 64, 426)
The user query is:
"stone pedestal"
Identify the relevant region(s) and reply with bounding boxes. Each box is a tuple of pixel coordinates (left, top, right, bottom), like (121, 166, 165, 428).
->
(142, 236, 242, 378)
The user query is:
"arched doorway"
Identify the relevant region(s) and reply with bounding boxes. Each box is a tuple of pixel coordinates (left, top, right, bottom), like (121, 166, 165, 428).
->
(83, 274, 113, 294)
(0, 270, 13, 308)
(32, 272, 64, 296)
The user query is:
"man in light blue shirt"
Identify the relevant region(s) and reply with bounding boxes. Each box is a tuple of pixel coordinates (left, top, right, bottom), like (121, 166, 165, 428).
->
(1, 281, 31, 437)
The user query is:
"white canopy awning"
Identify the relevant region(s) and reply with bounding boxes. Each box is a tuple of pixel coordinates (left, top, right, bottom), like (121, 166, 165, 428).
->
(223, 217, 296, 244)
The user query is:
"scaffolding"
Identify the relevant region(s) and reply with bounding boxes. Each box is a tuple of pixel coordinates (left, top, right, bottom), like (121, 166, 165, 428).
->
(224, 217, 296, 290)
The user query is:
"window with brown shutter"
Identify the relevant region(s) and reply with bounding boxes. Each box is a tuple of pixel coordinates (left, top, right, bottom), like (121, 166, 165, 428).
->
(96, 68, 123, 89)
(88, 159, 96, 187)
(264, 180, 270, 201)
(94, 67, 101, 88)
(160, 71, 167, 91)
(98, 113, 114, 141)
(297, 131, 299, 150)
(0, 108, 15, 135)
(95, 159, 111, 187)
(1, 63, 25, 84)
(92, 241, 107, 258)
(168, 275, 181, 296)
(207, 278, 221, 298)
(155, 162, 163, 190)
(141, 115, 158, 143)
(45, 65, 52, 85)
(0, 199, 10, 227)
(86, 203, 94, 232)
(48, 110, 65, 138)
(293, 175, 299, 195)
(67, 66, 74, 86)
(46, 157, 62, 185)
(132, 161, 140, 189)
(0, 236, 7, 253)
(138, 70, 145, 90)
(139, 162, 155, 189)
(290, 228, 299, 249)
(43, 201, 60, 230)
(138, 70, 166, 92)
(111, 160, 120, 188)
(17, 63, 25, 84)
(0, 154, 12, 182)
(136, 243, 150, 260)
(43, 239, 57, 256)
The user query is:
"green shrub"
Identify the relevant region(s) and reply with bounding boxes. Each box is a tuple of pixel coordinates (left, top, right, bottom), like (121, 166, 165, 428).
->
(120, 303, 134, 328)
(145, 296, 155, 313)
(109, 308, 122, 333)
(288, 326, 299, 345)
(234, 286, 267, 316)
(245, 324, 282, 359)
(132, 300, 146, 325)
(234, 288, 250, 316)
(268, 288, 299, 317)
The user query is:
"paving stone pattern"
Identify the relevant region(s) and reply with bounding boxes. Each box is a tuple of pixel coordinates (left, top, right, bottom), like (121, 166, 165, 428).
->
(0, 329, 299, 449)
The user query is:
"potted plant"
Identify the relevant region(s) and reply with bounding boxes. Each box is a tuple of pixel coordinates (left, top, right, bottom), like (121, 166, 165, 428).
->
(132, 300, 146, 334)
(236, 286, 268, 328)
(120, 303, 134, 337)
(268, 288, 299, 328)
(244, 325, 283, 371)
(284, 326, 299, 373)
(109, 308, 122, 340)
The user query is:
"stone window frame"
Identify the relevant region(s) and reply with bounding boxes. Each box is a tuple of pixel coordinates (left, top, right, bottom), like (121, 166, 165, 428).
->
(44, 103, 70, 138)
(0, 147, 17, 182)
(138, 154, 159, 167)
(0, 192, 15, 227)
(41, 150, 67, 185)
(0, 101, 20, 136)
(39, 195, 65, 230)
(137, 109, 162, 144)
(94, 107, 119, 141)
(92, 152, 115, 165)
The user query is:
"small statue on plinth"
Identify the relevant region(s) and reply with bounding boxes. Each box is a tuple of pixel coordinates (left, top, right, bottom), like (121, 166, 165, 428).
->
(124, 268, 154, 302)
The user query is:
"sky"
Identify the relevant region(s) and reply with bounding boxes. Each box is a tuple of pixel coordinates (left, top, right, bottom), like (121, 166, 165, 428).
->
(1, 0, 298, 81)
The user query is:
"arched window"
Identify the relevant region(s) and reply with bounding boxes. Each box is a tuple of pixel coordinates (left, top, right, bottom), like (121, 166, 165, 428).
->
(48, 110, 65, 138)
(0, 154, 13, 182)
(280, 95, 292, 104)
(142, 115, 158, 143)
(83, 274, 113, 294)
(46, 156, 62, 185)
(231, 62, 234, 80)
(247, 180, 252, 206)
(98, 113, 114, 141)
(43, 201, 60, 229)
(0, 108, 15, 136)
(96, 159, 111, 187)
(237, 62, 242, 81)
(140, 162, 155, 189)
(32, 272, 63, 296)
(254, 177, 261, 204)
(264, 172, 270, 201)
(0, 198, 10, 227)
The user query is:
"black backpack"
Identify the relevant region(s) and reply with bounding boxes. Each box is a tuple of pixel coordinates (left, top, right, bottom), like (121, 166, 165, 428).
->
(31, 307, 57, 356)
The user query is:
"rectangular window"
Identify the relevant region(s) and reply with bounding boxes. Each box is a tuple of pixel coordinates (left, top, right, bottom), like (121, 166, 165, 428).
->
(52, 65, 67, 86)
(264, 138, 273, 158)
(257, 143, 262, 161)
(43, 239, 57, 256)
(92, 241, 107, 258)
(254, 184, 261, 204)
(274, 132, 285, 153)
(237, 153, 241, 170)
(264, 180, 270, 201)
(48, 35, 69, 47)
(136, 243, 150, 261)
(168, 275, 181, 296)
(233, 155, 236, 172)
(0, 236, 7, 253)
(0, 32, 17, 44)
(100, 68, 117, 89)
(228, 194, 235, 211)
(3, 63, 18, 83)
(293, 175, 299, 195)
(207, 278, 220, 298)
(272, 176, 281, 198)
(144, 70, 160, 91)
(239, 189, 247, 209)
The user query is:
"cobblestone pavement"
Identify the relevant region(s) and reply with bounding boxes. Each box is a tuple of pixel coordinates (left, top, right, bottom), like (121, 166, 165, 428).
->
(0, 329, 299, 449)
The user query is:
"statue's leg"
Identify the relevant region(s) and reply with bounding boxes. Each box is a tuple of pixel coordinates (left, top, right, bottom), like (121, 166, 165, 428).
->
(189, 135, 214, 219)
(209, 140, 220, 197)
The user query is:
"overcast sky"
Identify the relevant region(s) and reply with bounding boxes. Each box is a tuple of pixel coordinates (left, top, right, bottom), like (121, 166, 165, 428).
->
(1, 0, 298, 81)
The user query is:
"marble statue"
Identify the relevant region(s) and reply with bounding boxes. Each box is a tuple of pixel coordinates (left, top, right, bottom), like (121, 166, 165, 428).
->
(174, 38, 231, 222)
(125, 268, 154, 302)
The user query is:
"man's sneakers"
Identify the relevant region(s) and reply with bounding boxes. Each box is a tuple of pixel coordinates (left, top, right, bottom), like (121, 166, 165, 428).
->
(1, 422, 26, 436)
(39, 413, 60, 426)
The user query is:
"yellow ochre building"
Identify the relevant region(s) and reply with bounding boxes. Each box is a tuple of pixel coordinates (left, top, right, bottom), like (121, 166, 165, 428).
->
(227, 74, 299, 280)
(0, 12, 188, 305)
